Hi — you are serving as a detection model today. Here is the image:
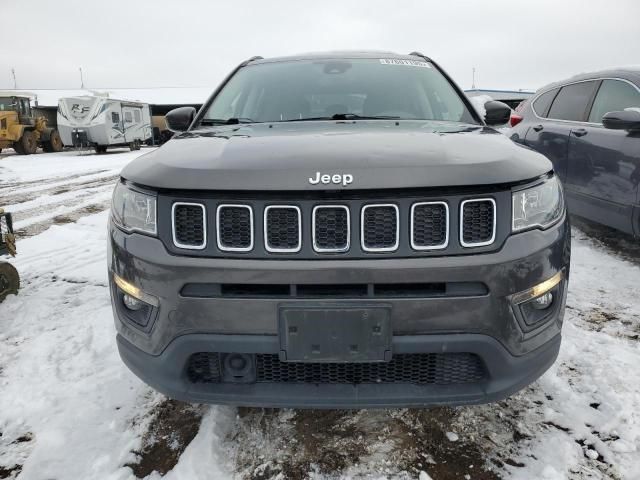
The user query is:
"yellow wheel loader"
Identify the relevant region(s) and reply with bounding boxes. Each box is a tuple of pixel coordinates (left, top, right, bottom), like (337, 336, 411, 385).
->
(0, 95, 63, 155)
(0, 209, 19, 302)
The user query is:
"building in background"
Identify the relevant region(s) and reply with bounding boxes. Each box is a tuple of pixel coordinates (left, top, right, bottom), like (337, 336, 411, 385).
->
(465, 89, 534, 110)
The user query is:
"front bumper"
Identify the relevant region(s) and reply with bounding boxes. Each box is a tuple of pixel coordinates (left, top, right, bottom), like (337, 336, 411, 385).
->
(117, 331, 560, 408)
(109, 216, 570, 407)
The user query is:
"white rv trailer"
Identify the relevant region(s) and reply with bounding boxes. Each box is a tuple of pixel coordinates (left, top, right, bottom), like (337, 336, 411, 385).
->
(57, 96, 152, 153)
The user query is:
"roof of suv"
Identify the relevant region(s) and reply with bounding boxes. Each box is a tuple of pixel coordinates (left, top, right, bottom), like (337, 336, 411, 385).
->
(250, 50, 431, 65)
(538, 66, 640, 93)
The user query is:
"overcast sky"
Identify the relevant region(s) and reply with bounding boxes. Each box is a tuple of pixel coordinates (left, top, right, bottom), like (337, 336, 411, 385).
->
(2, 0, 638, 92)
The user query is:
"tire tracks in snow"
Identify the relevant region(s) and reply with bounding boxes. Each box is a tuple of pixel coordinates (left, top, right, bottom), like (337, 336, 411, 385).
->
(15, 200, 111, 238)
(2, 172, 119, 239)
(1, 174, 118, 210)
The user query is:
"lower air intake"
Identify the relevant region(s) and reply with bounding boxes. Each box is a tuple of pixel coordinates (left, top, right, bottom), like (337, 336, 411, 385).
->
(187, 352, 486, 385)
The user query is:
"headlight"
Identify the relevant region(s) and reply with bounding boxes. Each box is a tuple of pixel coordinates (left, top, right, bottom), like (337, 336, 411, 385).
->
(512, 175, 564, 232)
(111, 182, 157, 235)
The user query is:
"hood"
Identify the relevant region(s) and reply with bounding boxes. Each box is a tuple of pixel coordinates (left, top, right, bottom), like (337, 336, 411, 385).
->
(122, 121, 551, 191)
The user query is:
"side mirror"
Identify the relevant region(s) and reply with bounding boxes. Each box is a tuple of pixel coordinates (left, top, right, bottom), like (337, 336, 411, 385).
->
(484, 100, 512, 126)
(602, 109, 640, 131)
(165, 106, 196, 132)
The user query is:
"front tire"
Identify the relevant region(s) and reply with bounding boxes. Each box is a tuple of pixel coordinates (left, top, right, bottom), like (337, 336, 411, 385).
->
(95, 145, 108, 154)
(0, 262, 19, 302)
(43, 129, 64, 152)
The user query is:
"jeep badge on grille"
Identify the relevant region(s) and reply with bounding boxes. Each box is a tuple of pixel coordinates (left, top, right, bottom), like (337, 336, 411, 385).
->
(308, 172, 354, 187)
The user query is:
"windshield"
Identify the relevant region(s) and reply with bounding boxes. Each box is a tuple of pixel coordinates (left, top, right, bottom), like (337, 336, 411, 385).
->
(200, 58, 477, 125)
(0, 97, 16, 111)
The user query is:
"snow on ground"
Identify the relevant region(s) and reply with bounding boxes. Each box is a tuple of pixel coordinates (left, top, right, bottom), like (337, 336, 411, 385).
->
(0, 151, 639, 480)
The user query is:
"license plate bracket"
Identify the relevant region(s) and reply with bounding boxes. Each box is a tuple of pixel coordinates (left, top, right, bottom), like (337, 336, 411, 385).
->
(278, 304, 392, 363)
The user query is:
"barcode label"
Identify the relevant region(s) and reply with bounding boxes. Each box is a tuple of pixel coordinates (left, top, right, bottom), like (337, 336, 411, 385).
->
(379, 59, 431, 68)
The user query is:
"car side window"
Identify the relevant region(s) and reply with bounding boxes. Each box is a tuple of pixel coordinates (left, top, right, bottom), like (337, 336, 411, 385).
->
(532, 88, 558, 117)
(125, 111, 133, 123)
(588, 79, 640, 123)
(134, 110, 141, 123)
(547, 81, 598, 121)
(112, 112, 120, 123)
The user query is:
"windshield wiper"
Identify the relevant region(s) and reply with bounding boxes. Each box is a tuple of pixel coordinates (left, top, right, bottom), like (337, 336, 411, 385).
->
(333, 113, 401, 120)
(200, 117, 257, 125)
(282, 113, 401, 122)
(202, 114, 402, 125)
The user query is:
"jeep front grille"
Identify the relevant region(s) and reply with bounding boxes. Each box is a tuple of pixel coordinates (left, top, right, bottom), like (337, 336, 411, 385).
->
(460, 199, 496, 247)
(167, 193, 504, 258)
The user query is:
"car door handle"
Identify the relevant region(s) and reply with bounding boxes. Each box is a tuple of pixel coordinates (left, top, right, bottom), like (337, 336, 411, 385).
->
(532, 124, 544, 132)
(572, 128, 588, 137)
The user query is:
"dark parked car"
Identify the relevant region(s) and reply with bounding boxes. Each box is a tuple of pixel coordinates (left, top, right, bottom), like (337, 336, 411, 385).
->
(511, 68, 640, 236)
(109, 51, 570, 408)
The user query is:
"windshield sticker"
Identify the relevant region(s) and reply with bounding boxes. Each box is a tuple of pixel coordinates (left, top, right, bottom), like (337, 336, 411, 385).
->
(379, 59, 431, 68)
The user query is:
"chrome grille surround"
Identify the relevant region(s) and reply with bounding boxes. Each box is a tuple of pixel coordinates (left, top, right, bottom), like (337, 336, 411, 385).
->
(216, 204, 254, 252)
(263, 205, 302, 253)
(460, 198, 496, 248)
(171, 202, 207, 250)
(312, 205, 351, 253)
(159, 192, 507, 259)
(360, 203, 400, 252)
(410, 201, 449, 250)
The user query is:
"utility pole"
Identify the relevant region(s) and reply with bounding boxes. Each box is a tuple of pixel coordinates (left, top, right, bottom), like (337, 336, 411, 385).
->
(11, 68, 17, 89)
(472, 67, 476, 90)
(79, 67, 85, 89)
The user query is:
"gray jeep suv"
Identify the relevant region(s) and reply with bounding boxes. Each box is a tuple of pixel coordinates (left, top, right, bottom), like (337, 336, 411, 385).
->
(108, 51, 570, 408)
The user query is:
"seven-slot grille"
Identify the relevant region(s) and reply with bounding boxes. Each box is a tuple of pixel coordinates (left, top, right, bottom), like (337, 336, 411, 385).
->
(460, 199, 496, 247)
(264, 206, 302, 252)
(170, 197, 498, 254)
(172, 203, 206, 249)
(313, 205, 350, 252)
(361, 204, 399, 252)
(217, 205, 253, 251)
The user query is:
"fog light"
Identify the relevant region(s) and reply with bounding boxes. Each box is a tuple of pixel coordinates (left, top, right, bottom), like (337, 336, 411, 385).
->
(511, 271, 563, 305)
(112, 272, 158, 306)
(511, 271, 564, 331)
(123, 293, 144, 311)
(222, 353, 256, 383)
(531, 291, 553, 310)
(112, 272, 158, 329)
